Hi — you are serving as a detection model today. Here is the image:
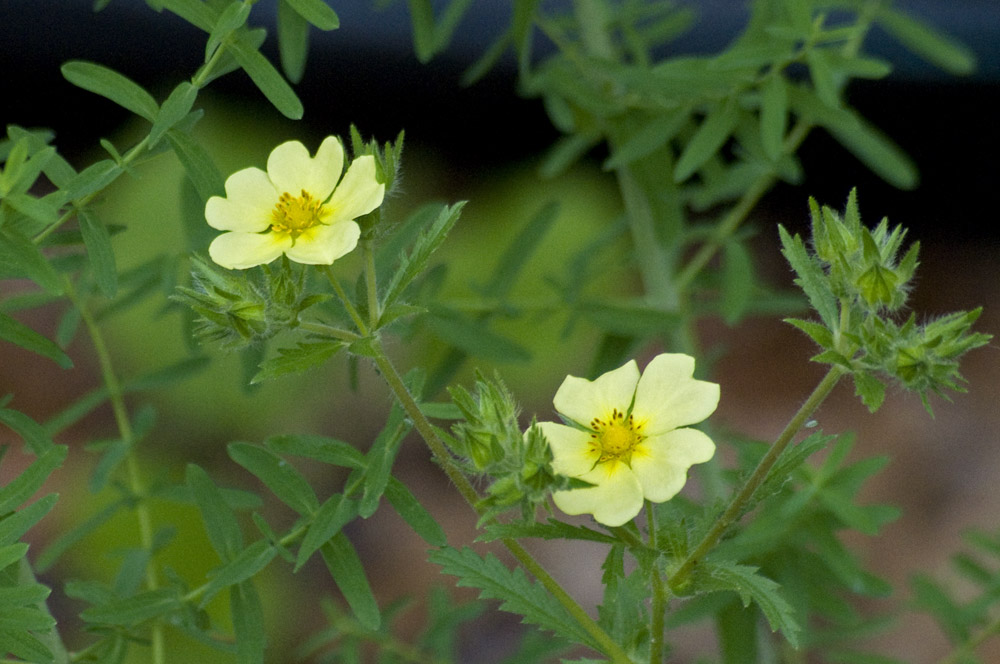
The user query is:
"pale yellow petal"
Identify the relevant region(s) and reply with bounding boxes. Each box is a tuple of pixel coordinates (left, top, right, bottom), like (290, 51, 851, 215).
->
(327, 155, 385, 221)
(630, 428, 715, 503)
(535, 422, 599, 478)
(553, 360, 639, 427)
(284, 220, 360, 265)
(553, 462, 644, 527)
(208, 231, 291, 270)
(206, 167, 277, 232)
(267, 138, 344, 200)
(633, 353, 719, 433)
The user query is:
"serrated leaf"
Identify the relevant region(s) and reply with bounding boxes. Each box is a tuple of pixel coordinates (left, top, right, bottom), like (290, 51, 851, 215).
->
(852, 371, 886, 413)
(295, 495, 357, 571)
(228, 443, 318, 516)
(186, 464, 243, 561)
(60, 61, 158, 122)
(383, 477, 446, 547)
(285, 0, 339, 30)
(430, 546, 599, 649)
(320, 533, 380, 630)
(80, 588, 181, 626)
(784, 317, 833, 349)
(166, 128, 225, 201)
(875, 7, 975, 76)
(77, 208, 118, 297)
(199, 539, 276, 607)
(777, 225, 838, 330)
(251, 340, 345, 384)
(700, 561, 801, 648)
(381, 202, 464, 312)
(228, 32, 304, 120)
(674, 100, 739, 183)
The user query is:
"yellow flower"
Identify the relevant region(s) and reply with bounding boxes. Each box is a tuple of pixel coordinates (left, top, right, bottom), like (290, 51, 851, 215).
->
(537, 354, 719, 527)
(206, 136, 385, 269)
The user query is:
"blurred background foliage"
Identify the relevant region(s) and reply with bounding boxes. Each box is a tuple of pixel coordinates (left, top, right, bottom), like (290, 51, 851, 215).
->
(1, 0, 999, 662)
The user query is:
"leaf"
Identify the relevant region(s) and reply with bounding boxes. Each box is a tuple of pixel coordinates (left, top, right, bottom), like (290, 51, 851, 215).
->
(0, 225, 64, 296)
(0, 628, 53, 663)
(478, 201, 558, 299)
(875, 7, 975, 76)
(777, 225, 838, 331)
(381, 202, 465, 312)
(77, 208, 118, 297)
(852, 371, 886, 413)
(674, 100, 739, 182)
(228, 443, 318, 516)
(80, 588, 181, 626)
(429, 546, 599, 649)
(538, 133, 599, 178)
(186, 464, 243, 561)
(264, 434, 365, 469)
(424, 307, 530, 363)
(760, 74, 787, 161)
(206, 1, 252, 62)
(60, 61, 159, 122)
(251, 340, 345, 384)
(198, 540, 276, 608)
(228, 32, 304, 120)
(320, 533, 380, 630)
(360, 403, 410, 518)
(603, 112, 687, 170)
(230, 581, 266, 664)
(783, 317, 833, 350)
(700, 561, 801, 648)
(0, 446, 67, 516)
(295, 495, 357, 571)
(479, 520, 617, 545)
(0, 408, 54, 455)
(383, 477, 446, 547)
(721, 241, 754, 324)
(36, 501, 123, 572)
(148, 82, 198, 148)
(0, 312, 73, 370)
(285, 0, 339, 30)
(166, 128, 225, 201)
(806, 47, 838, 107)
(580, 300, 680, 338)
(277, 0, 310, 84)
(62, 159, 122, 201)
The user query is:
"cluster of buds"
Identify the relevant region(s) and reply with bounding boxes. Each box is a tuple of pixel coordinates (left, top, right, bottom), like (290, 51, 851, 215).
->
(809, 188, 919, 312)
(446, 373, 575, 522)
(173, 255, 326, 349)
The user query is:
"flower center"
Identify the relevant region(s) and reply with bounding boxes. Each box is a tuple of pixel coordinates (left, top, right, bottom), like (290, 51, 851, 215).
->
(271, 190, 327, 235)
(589, 408, 643, 465)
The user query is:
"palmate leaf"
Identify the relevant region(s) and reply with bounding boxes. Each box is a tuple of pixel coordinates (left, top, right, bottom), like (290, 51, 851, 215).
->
(698, 560, 801, 648)
(429, 546, 600, 650)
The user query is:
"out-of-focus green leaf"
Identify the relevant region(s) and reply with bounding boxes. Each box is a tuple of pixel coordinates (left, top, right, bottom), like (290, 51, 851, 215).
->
(229, 443, 318, 516)
(0, 407, 54, 455)
(62, 159, 122, 201)
(0, 446, 66, 516)
(721, 241, 754, 324)
(806, 48, 838, 107)
(186, 464, 243, 561)
(424, 307, 530, 363)
(674, 101, 739, 182)
(228, 33, 304, 119)
(160, 0, 218, 32)
(479, 520, 617, 545)
(79, 588, 181, 626)
(0, 312, 72, 369)
(875, 7, 975, 76)
(166, 128, 225, 202)
(539, 133, 599, 178)
(285, 0, 339, 30)
(0, 627, 54, 663)
(321, 534, 381, 630)
(0, 225, 64, 296)
(60, 61, 159, 122)
(77, 208, 118, 297)
(198, 540, 276, 608)
(604, 112, 687, 170)
(231, 580, 266, 664)
(277, 0, 310, 84)
(760, 74, 787, 161)
(265, 434, 365, 469)
(35, 501, 123, 572)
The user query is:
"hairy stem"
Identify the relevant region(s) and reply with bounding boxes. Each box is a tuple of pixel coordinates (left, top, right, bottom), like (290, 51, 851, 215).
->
(647, 504, 667, 664)
(68, 279, 164, 664)
(668, 364, 845, 590)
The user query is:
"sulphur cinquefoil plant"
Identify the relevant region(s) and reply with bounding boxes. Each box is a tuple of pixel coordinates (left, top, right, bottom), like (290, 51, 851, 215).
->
(0, 1, 995, 663)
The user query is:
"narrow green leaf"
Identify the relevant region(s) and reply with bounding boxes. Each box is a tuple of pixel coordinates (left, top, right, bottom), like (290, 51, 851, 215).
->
(148, 82, 198, 148)
(479, 201, 558, 299)
(0, 629, 54, 664)
(603, 112, 687, 170)
(60, 61, 158, 122)
(580, 300, 680, 338)
(206, 1, 252, 62)
(876, 7, 975, 76)
(0, 446, 66, 516)
(5, 193, 60, 226)
(0, 543, 30, 571)
(760, 74, 787, 162)
(80, 588, 181, 626)
(77, 208, 118, 297)
(228, 33, 304, 120)
(166, 128, 225, 202)
(360, 404, 410, 518)
(674, 101, 739, 182)
(383, 477, 446, 547)
(721, 241, 754, 324)
(0, 583, 51, 607)
(430, 546, 598, 649)
(381, 202, 465, 311)
(251, 340, 345, 384)
(320, 533, 381, 630)
(0, 607, 55, 633)
(285, 0, 339, 30)
(0, 226, 64, 296)
(199, 540, 276, 608)
(0, 408, 53, 455)
(277, 0, 310, 84)
(295, 495, 357, 571)
(538, 133, 599, 178)
(186, 464, 243, 561)
(228, 443, 318, 516)
(408, 0, 436, 62)
(231, 581, 266, 664)
(806, 48, 838, 107)
(0, 312, 72, 369)
(479, 520, 616, 545)
(424, 307, 530, 363)
(36, 501, 123, 572)
(160, 0, 218, 31)
(264, 434, 365, 469)
(62, 159, 122, 201)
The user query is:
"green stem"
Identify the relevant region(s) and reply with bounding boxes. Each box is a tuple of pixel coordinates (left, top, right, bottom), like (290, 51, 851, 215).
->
(68, 279, 165, 664)
(616, 166, 677, 308)
(668, 365, 845, 591)
(367, 338, 632, 663)
(298, 321, 360, 342)
(363, 240, 380, 329)
(647, 504, 667, 664)
(324, 266, 369, 335)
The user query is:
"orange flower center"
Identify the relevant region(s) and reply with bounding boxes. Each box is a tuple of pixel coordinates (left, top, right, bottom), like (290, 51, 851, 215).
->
(271, 190, 327, 235)
(589, 409, 644, 465)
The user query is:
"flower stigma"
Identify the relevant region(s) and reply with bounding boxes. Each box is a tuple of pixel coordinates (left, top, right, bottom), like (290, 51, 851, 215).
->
(590, 409, 644, 464)
(271, 189, 328, 236)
